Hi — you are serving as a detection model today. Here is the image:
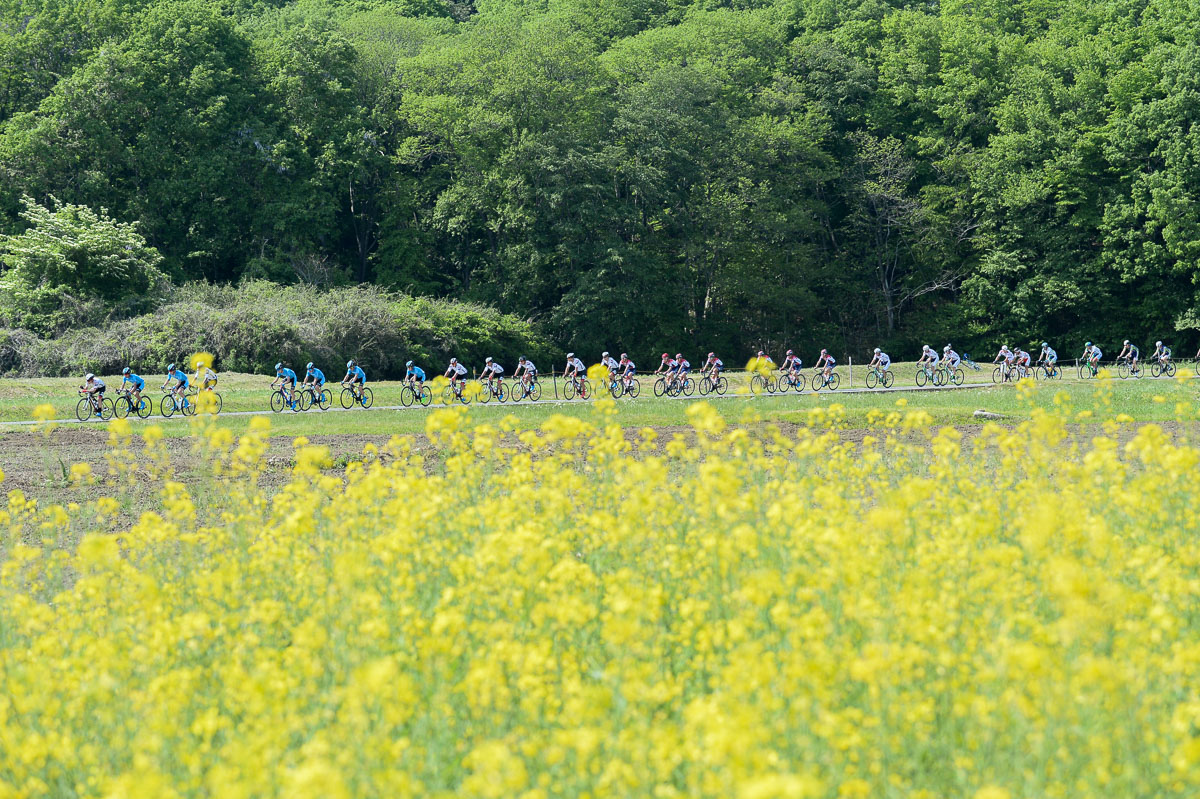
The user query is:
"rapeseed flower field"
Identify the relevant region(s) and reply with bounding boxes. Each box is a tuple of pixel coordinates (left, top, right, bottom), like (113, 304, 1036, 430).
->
(1, 393, 1199, 799)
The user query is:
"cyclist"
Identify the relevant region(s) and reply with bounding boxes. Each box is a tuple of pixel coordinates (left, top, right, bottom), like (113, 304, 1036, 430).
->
(781, 349, 802, 383)
(1012, 346, 1032, 378)
(1082, 342, 1102, 375)
(404, 360, 426, 390)
(917, 345, 939, 379)
(564, 352, 587, 394)
(514, 356, 537, 397)
(120, 367, 145, 408)
(601, 351, 620, 380)
(702, 352, 724, 382)
(161, 363, 189, 407)
(1153, 340, 1171, 369)
(756, 350, 776, 370)
(868, 348, 890, 377)
(943, 345, 962, 374)
(619, 354, 637, 392)
(444, 358, 468, 397)
(80, 373, 107, 417)
(344, 360, 368, 401)
(655, 353, 676, 377)
(272, 362, 299, 409)
(1038, 343, 1058, 375)
(674, 353, 690, 385)
(481, 357, 505, 396)
(993, 345, 1015, 380)
(1117, 340, 1140, 374)
(194, 360, 218, 391)
(303, 362, 326, 390)
(815, 348, 836, 386)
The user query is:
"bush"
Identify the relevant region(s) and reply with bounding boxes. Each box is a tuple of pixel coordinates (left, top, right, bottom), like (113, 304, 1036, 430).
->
(0, 280, 555, 378)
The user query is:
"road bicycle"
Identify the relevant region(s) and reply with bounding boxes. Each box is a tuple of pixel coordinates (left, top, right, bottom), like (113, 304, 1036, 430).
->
(270, 386, 302, 413)
(664, 374, 695, 397)
(113, 388, 152, 419)
(698, 373, 728, 395)
(1116, 356, 1143, 380)
(340, 383, 374, 409)
(992, 363, 1018, 383)
(400, 382, 433, 407)
(1150, 358, 1176, 378)
(76, 391, 115, 421)
(563, 375, 591, 400)
(810, 370, 841, 391)
(1035, 362, 1063, 380)
(915, 364, 940, 387)
(777, 371, 805, 393)
(750, 373, 777, 394)
(864, 366, 894, 389)
(937, 364, 965, 386)
(609, 376, 640, 398)
(160, 388, 194, 418)
(476, 378, 508, 404)
(1077, 359, 1099, 380)
(510, 378, 543, 402)
(190, 387, 223, 414)
(298, 383, 332, 411)
(441, 381, 470, 405)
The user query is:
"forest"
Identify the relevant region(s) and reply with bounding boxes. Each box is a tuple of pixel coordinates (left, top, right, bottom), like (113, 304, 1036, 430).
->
(2, 0, 1199, 371)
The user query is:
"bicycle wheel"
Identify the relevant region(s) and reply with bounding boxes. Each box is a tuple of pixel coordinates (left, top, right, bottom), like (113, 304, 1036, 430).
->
(828, 372, 841, 390)
(529, 381, 542, 401)
(654, 378, 667, 397)
(952, 368, 964, 386)
(1078, 364, 1092, 380)
(916, 369, 928, 387)
(442, 386, 456, 405)
(1167, 362, 1177, 377)
(400, 386, 414, 407)
(319, 389, 332, 409)
(628, 378, 641, 398)
(160, 395, 177, 418)
(114, 395, 131, 419)
(750, 375, 766, 394)
(883, 370, 894, 388)
(1118, 362, 1131, 379)
(682, 378, 694, 397)
(341, 388, 356, 409)
(1151, 362, 1163, 378)
(698, 377, 711, 396)
(992, 367, 1003, 384)
(564, 380, 576, 400)
(181, 396, 196, 417)
(714, 376, 727, 395)
(97, 398, 114, 421)
(299, 389, 313, 411)
(477, 381, 492, 404)
(609, 380, 623, 399)
(580, 379, 592, 400)
(865, 371, 878, 389)
(360, 387, 373, 408)
(811, 375, 826, 392)
(271, 391, 286, 413)
(205, 392, 223, 414)
(75, 398, 91, 421)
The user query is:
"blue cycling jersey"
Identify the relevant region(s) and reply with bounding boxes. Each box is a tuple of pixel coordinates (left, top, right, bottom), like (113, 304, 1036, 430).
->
(308, 368, 325, 384)
(278, 368, 297, 382)
(170, 370, 189, 386)
(407, 366, 426, 381)
(347, 366, 367, 382)
(124, 374, 145, 390)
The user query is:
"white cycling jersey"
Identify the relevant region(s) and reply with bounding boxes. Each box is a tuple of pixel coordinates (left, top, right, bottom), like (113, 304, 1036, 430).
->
(566, 357, 585, 372)
(483, 363, 504, 377)
(877, 353, 891, 368)
(448, 363, 468, 377)
(602, 356, 619, 372)
(677, 359, 690, 370)
(1042, 347, 1057, 361)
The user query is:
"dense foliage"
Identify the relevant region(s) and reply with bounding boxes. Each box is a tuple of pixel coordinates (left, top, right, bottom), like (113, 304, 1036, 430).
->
(2, 0, 1199, 357)
(0, 280, 550, 377)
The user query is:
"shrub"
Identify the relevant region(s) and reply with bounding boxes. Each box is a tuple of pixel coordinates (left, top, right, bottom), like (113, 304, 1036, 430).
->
(0, 280, 555, 377)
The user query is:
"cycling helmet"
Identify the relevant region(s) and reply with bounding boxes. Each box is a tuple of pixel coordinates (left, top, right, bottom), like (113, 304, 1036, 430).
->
(518, 356, 526, 361)
(662, 353, 669, 359)
(167, 363, 175, 372)
(1123, 340, 1130, 346)
(275, 362, 283, 371)
(406, 360, 413, 367)
(196, 361, 203, 369)
(122, 367, 131, 375)
(874, 348, 880, 354)
(450, 358, 457, 364)
(486, 357, 493, 363)
(708, 352, 714, 358)
(621, 354, 628, 361)
(306, 362, 313, 370)
(602, 351, 609, 358)
(786, 349, 794, 355)
(85, 373, 95, 381)
(1156, 340, 1163, 347)
(757, 350, 765, 357)
(943, 346, 950, 352)
(566, 352, 574, 359)
(347, 360, 355, 368)
(1085, 342, 1092, 347)
(820, 348, 827, 354)
(1041, 342, 1048, 348)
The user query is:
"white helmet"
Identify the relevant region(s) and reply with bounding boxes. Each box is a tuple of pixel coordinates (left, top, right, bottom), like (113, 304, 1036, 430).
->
(450, 358, 457, 364)
(1156, 340, 1163, 347)
(85, 373, 95, 381)
(1123, 340, 1130, 346)
(602, 351, 609, 358)
(943, 345, 950, 352)
(923, 344, 931, 351)
(566, 352, 574, 358)
(485, 357, 493, 363)
(873, 347, 880, 354)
